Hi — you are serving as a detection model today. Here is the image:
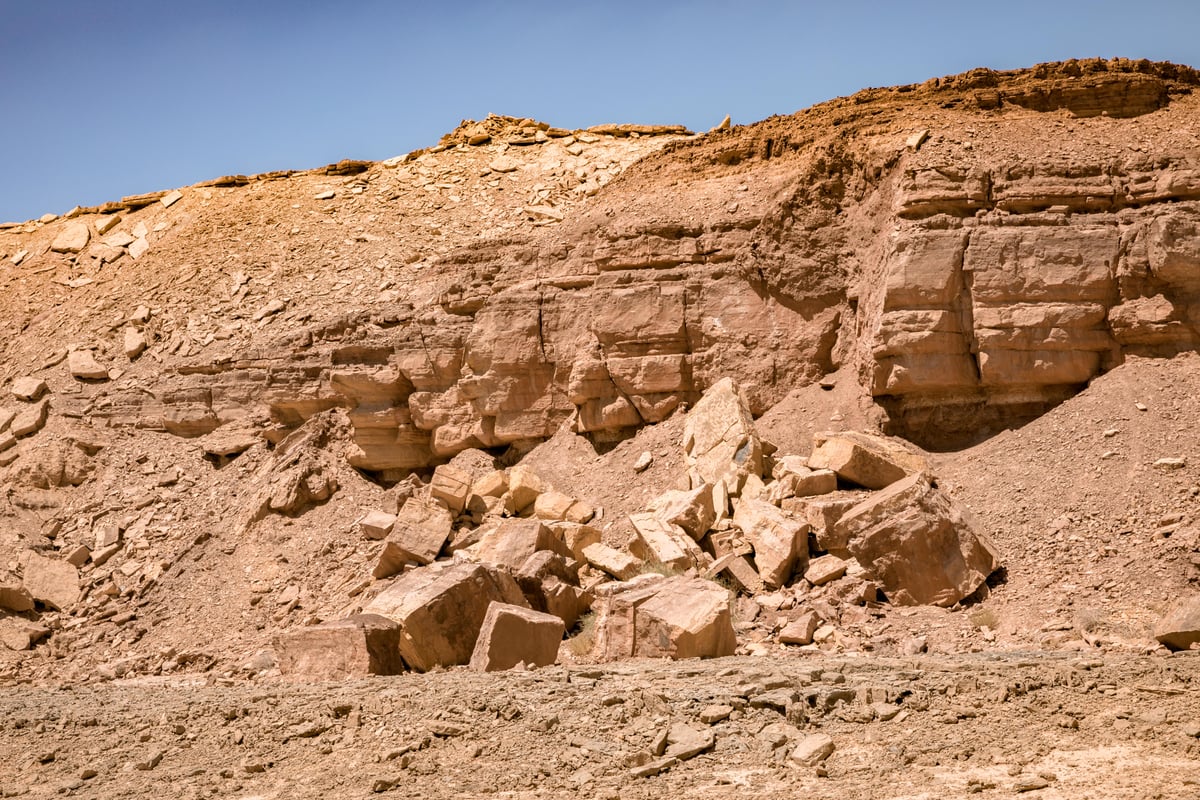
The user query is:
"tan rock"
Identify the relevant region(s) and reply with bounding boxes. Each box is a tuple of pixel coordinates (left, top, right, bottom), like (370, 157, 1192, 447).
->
(469, 602, 565, 671)
(632, 576, 737, 659)
(68, 350, 109, 381)
(649, 484, 717, 540)
(65, 545, 90, 568)
(10, 399, 48, 438)
(127, 237, 149, 259)
(789, 733, 835, 766)
(358, 510, 397, 540)
(275, 614, 405, 680)
(22, 552, 81, 610)
(533, 490, 575, 521)
(778, 611, 821, 645)
(472, 470, 508, 498)
(51, 222, 90, 253)
(373, 498, 453, 577)
(1154, 596, 1200, 650)
(1, 619, 49, 651)
(95, 214, 121, 235)
(836, 472, 1000, 606)
(505, 465, 545, 513)
(548, 522, 601, 562)
(804, 554, 848, 586)
(11, 377, 47, 402)
(474, 518, 571, 570)
(783, 495, 861, 552)
(514, 551, 590, 627)
(160, 189, 183, 208)
(0, 582, 34, 612)
(732, 499, 807, 589)
(430, 464, 472, 514)
(582, 542, 642, 580)
(807, 432, 918, 489)
(364, 562, 528, 671)
(629, 512, 700, 571)
(683, 378, 763, 494)
(123, 327, 147, 360)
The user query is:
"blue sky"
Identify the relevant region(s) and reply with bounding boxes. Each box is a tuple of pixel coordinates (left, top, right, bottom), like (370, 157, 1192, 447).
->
(3, 0, 1199, 223)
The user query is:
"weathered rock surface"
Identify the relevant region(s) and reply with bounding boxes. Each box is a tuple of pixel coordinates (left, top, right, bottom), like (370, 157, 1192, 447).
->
(1153, 597, 1200, 650)
(833, 473, 1000, 606)
(592, 575, 736, 660)
(364, 562, 528, 672)
(274, 614, 405, 680)
(468, 602, 565, 671)
(21, 553, 81, 611)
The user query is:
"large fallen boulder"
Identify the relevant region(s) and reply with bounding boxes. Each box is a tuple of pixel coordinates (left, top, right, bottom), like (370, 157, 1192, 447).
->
(373, 497, 454, 578)
(648, 484, 718, 540)
(469, 602, 565, 671)
(807, 431, 926, 489)
(473, 518, 572, 569)
(629, 512, 701, 571)
(683, 378, 763, 494)
(833, 472, 1000, 606)
(591, 574, 735, 660)
(1154, 597, 1200, 650)
(514, 551, 591, 628)
(274, 614, 405, 680)
(364, 562, 528, 671)
(732, 499, 808, 589)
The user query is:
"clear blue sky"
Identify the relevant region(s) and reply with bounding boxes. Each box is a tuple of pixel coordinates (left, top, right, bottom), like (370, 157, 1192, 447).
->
(3, 0, 1199, 223)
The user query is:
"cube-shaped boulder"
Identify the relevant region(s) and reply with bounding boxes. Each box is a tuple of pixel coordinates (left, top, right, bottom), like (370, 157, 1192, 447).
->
(474, 518, 571, 570)
(469, 602, 565, 671)
(430, 464, 472, 514)
(373, 498, 454, 578)
(275, 614, 405, 680)
(364, 563, 528, 671)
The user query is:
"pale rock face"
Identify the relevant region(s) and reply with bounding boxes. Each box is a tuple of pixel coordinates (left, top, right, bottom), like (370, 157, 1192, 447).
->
(1153, 596, 1200, 650)
(468, 602, 565, 672)
(732, 499, 807, 590)
(473, 518, 571, 570)
(591, 575, 735, 661)
(834, 472, 1000, 607)
(364, 562, 528, 672)
(22, 553, 81, 611)
(274, 614, 405, 680)
(682, 378, 763, 495)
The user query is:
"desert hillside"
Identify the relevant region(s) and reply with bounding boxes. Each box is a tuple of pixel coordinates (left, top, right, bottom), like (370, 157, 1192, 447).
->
(1, 58, 1199, 799)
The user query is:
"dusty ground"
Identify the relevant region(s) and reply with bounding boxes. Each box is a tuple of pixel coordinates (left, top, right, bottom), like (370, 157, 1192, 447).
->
(2, 653, 1198, 799)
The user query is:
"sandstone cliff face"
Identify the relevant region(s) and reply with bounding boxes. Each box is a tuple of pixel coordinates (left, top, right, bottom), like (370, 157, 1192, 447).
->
(4, 60, 1200, 466)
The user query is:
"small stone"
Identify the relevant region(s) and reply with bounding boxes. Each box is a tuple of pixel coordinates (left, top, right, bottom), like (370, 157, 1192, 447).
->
(778, 611, 821, 646)
(358, 510, 397, 540)
(629, 756, 677, 779)
(69, 350, 109, 380)
(124, 328, 147, 360)
(95, 215, 121, 235)
(252, 299, 286, 322)
(133, 750, 164, 771)
(1154, 457, 1187, 470)
(160, 190, 183, 208)
(315, 190, 336, 200)
(128, 237, 149, 259)
(11, 377, 47, 402)
(699, 704, 733, 724)
(1013, 775, 1049, 792)
(633, 451, 653, 473)
(50, 222, 90, 253)
(789, 733, 834, 767)
(489, 157, 519, 174)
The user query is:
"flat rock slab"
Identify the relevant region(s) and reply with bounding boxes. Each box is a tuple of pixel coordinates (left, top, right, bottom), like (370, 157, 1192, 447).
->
(22, 553, 80, 611)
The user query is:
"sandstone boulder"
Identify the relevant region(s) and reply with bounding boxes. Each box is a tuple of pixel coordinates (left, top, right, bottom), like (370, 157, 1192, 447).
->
(683, 378, 763, 494)
(357, 510, 396, 541)
(469, 602, 565, 671)
(0, 581, 35, 612)
(274, 614, 405, 680)
(474, 518, 572, 570)
(373, 498, 453, 578)
(364, 562, 528, 671)
(514, 551, 590, 628)
(1154, 597, 1200, 650)
(834, 472, 1000, 606)
(778, 611, 821, 645)
(592, 574, 735, 660)
(649, 484, 718, 540)
(430, 464, 472, 514)
(582, 542, 643, 581)
(807, 431, 923, 489)
(0, 619, 49, 652)
(505, 465, 545, 513)
(732, 499, 807, 589)
(10, 399, 49, 438)
(629, 512, 701, 571)
(548, 522, 601, 562)
(50, 222, 90, 253)
(22, 552, 81, 610)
